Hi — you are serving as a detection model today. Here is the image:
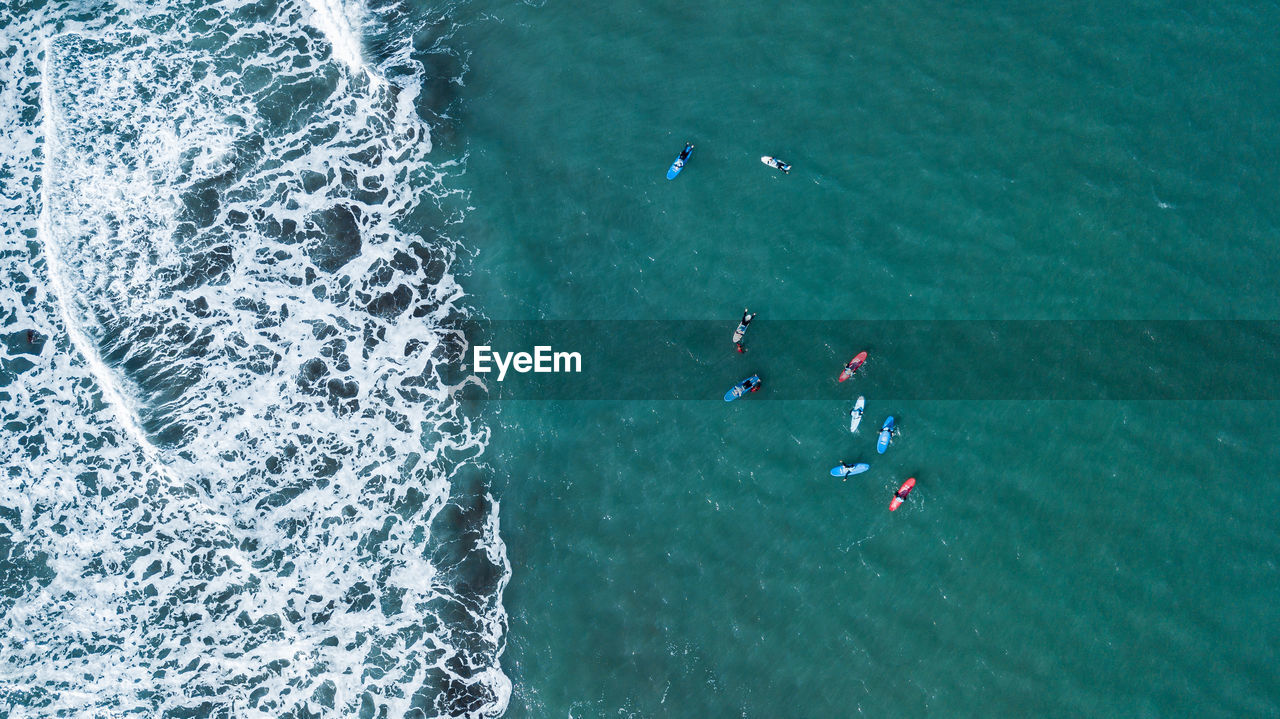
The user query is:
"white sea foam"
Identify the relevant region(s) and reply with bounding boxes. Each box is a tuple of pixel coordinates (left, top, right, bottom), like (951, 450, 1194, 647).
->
(301, 0, 369, 72)
(0, 0, 508, 716)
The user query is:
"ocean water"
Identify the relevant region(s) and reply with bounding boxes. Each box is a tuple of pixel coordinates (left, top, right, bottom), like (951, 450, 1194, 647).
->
(453, 0, 1280, 717)
(3, 0, 1280, 718)
(1, 0, 507, 716)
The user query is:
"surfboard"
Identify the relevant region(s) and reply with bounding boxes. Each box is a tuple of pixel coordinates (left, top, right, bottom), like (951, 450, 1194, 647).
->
(760, 155, 791, 173)
(890, 477, 916, 511)
(838, 352, 868, 382)
(849, 396, 865, 433)
(667, 143, 693, 180)
(830, 463, 870, 477)
(724, 374, 760, 402)
(877, 416, 895, 454)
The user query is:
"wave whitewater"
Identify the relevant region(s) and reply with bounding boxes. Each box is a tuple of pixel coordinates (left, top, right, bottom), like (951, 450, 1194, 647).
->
(0, 0, 509, 716)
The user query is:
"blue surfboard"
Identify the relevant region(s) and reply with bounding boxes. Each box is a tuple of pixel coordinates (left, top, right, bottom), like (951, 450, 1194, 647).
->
(877, 416, 895, 454)
(667, 143, 693, 180)
(830, 463, 870, 477)
(724, 374, 760, 402)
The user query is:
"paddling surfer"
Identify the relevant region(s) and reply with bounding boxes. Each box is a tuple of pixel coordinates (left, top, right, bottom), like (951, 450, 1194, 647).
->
(734, 309, 756, 352)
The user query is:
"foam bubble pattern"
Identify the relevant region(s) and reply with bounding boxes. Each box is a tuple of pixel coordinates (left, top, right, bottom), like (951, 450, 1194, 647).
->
(0, 0, 509, 716)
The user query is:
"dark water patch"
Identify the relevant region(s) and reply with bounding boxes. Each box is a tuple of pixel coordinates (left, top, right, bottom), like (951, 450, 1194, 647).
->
(147, 418, 194, 447)
(182, 295, 213, 319)
(348, 144, 382, 167)
(254, 483, 309, 513)
(263, 442, 299, 476)
(341, 581, 376, 613)
(311, 452, 343, 479)
(4, 329, 45, 356)
(365, 283, 413, 319)
(408, 41, 467, 153)
(325, 376, 360, 415)
(415, 667, 499, 718)
(161, 700, 232, 719)
(0, 506, 54, 605)
(226, 0, 282, 34)
(87, 306, 220, 447)
(406, 240, 450, 301)
(390, 249, 418, 275)
(300, 122, 341, 157)
(256, 71, 342, 135)
(180, 184, 231, 231)
(301, 170, 327, 194)
(1, 356, 35, 379)
(305, 204, 363, 272)
(297, 358, 330, 396)
(321, 337, 350, 371)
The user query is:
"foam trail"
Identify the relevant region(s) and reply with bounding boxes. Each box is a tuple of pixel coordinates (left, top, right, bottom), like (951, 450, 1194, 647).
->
(36, 38, 204, 503)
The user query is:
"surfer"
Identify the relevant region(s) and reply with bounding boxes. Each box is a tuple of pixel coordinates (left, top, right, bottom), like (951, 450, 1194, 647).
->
(890, 478, 916, 510)
(734, 309, 756, 352)
(838, 462, 859, 481)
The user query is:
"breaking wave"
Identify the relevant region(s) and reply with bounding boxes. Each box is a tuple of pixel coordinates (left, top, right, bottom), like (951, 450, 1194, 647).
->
(0, 0, 508, 716)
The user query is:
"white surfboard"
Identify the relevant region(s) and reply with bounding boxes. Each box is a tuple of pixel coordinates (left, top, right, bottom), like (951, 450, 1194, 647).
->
(760, 156, 791, 173)
(849, 396, 865, 433)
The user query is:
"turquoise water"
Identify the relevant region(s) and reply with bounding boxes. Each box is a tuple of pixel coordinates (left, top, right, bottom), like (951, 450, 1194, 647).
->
(3, 0, 1280, 716)
(455, 0, 1280, 716)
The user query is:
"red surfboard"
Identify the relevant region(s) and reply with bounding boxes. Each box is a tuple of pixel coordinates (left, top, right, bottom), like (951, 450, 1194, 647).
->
(837, 351, 867, 382)
(890, 477, 915, 511)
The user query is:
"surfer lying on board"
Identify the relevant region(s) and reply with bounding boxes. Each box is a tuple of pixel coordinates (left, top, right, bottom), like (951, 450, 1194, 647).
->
(734, 309, 757, 353)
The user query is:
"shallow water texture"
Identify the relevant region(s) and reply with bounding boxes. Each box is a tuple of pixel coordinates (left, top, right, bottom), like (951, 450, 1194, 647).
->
(2, 0, 506, 717)
(456, 0, 1280, 717)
